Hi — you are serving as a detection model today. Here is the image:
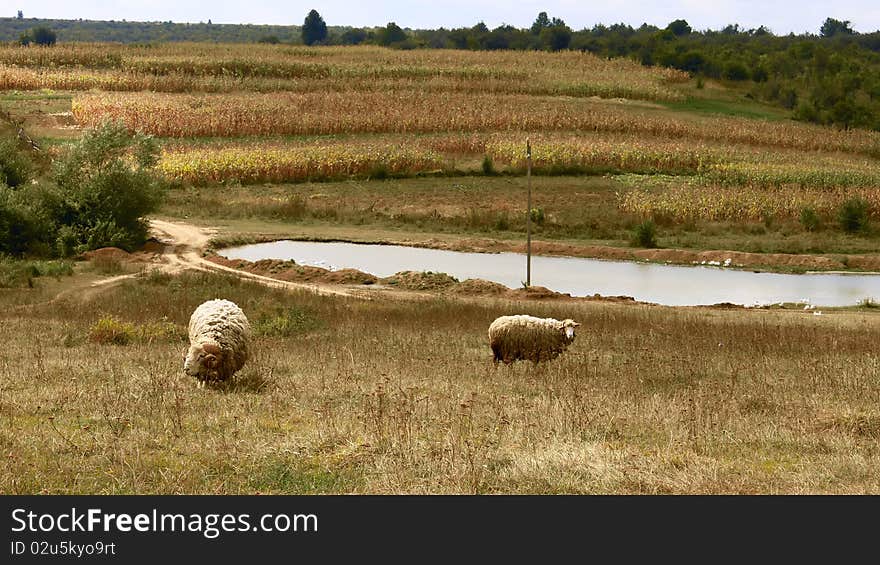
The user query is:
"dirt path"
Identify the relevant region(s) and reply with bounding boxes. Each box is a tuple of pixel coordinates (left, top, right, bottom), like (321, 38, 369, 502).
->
(148, 219, 360, 298)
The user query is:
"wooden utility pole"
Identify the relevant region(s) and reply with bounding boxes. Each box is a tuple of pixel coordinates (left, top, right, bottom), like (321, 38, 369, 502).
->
(526, 138, 532, 288)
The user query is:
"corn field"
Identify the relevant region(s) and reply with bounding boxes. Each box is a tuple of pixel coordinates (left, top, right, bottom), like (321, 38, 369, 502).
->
(158, 142, 444, 185)
(71, 90, 880, 156)
(0, 43, 687, 101)
(619, 184, 880, 222)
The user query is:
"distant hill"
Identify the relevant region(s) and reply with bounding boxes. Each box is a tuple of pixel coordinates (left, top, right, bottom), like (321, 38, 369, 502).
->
(0, 17, 314, 43)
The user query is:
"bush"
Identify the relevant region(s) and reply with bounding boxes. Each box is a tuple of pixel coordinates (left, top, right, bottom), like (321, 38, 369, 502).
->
(89, 316, 135, 345)
(253, 307, 321, 337)
(838, 197, 869, 234)
(0, 185, 38, 255)
(52, 121, 166, 254)
(722, 61, 750, 81)
(0, 139, 32, 188)
(30, 27, 57, 46)
(799, 207, 820, 232)
(631, 219, 658, 248)
(481, 155, 496, 175)
(136, 318, 186, 343)
(529, 207, 545, 226)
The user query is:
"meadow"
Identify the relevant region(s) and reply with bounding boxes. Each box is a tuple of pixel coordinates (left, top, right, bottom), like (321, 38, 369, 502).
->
(2, 42, 880, 494)
(2, 271, 879, 494)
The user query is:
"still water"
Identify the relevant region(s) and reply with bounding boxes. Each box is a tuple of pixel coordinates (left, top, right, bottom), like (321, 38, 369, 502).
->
(219, 240, 880, 307)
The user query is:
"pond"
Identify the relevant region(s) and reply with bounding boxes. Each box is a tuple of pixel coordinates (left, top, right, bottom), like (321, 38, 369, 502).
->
(219, 240, 880, 307)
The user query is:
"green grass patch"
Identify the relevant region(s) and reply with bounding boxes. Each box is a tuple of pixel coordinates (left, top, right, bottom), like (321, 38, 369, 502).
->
(663, 96, 789, 121)
(249, 459, 363, 494)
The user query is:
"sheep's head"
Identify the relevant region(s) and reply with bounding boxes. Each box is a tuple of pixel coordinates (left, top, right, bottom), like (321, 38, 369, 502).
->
(561, 319, 580, 342)
(183, 342, 224, 381)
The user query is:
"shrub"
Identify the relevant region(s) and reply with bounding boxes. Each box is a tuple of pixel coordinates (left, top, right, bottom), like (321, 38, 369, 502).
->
(136, 319, 186, 343)
(799, 207, 820, 232)
(0, 185, 38, 255)
(89, 316, 135, 345)
(368, 164, 389, 179)
(481, 155, 496, 175)
(722, 61, 749, 81)
(0, 139, 32, 188)
(52, 121, 166, 253)
(631, 219, 658, 248)
(529, 207, 545, 226)
(253, 307, 321, 337)
(0, 258, 73, 288)
(838, 197, 869, 234)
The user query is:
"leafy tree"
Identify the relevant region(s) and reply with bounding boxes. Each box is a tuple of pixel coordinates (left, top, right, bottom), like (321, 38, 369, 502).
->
(257, 35, 280, 44)
(340, 28, 368, 45)
(301, 9, 327, 46)
(666, 19, 692, 37)
(377, 22, 407, 46)
(16, 10, 23, 19)
(30, 26, 57, 46)
(530, 12, 551, 35)
(820, 18, 854, 38)
(539, 23, 572, 51)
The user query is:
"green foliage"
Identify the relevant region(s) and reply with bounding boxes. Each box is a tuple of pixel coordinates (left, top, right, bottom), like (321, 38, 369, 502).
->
(20, 26, 57, 46)
(340, 29, 368, 45)
(531, 12, 551, 35)
(253, 307, 322, 337)
(377, 22, 407, 46)
(51, 121, 165, 254)
(0, 184, 40, 255)
(529, 207, 545, 226)
(257, 35, 281, 44)
(88, 316, 135, 345)
(0, 257, 72, 288)
(539, 24, 572, 52)
(301, 9, 327, 46)
(631, 219, 658, 248)
(0, 138, 32, 188)
(666, 19, 692, 36)
(722, 61, 750, 81)
(820, 18, 854, 38)
(799, 207, 821, 232)
(0, 122, 165, 258)
(838, 197, 870, 234)
(481, 155, 495, 175)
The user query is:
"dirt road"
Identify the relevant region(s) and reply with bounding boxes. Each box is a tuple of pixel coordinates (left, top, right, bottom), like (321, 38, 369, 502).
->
(148, 219, 357, 298)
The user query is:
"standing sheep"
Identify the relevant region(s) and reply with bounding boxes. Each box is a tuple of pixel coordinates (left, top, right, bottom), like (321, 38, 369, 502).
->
(184, 299, 251, 383)
(488, 314, 580, 365)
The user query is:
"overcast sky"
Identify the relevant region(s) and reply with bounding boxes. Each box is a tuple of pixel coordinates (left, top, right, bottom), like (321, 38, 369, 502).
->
(7, 1, 880, 34)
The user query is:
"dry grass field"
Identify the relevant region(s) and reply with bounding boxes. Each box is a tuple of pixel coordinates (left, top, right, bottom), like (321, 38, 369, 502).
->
(2, 42, 880, 495)
(1, 270, 879, 494)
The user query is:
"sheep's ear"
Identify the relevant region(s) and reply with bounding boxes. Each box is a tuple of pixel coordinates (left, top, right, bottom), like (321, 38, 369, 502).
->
(203, 343, 221, 355)
(573, 322, 581, 327)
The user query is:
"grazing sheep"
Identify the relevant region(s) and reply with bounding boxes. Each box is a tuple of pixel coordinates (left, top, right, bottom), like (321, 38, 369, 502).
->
(488, 314, 580, 365)
(184, 299, 251, 383)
